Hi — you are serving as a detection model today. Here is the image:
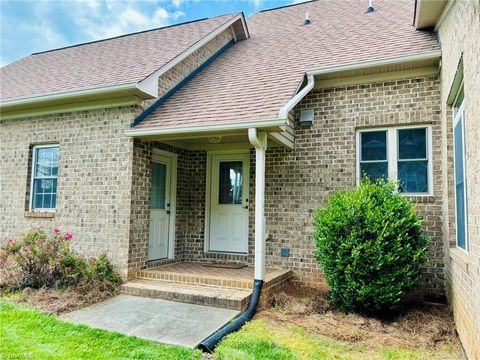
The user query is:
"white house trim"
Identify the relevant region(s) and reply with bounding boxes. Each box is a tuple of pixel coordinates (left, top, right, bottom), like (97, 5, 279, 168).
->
(138, 14, 249, 98)
(1, 83, 153, 110)
(277, 51, 442, 127)
(306, 51, 442, 76)
(125, 119, 287, 137)
(29, 144, 60, 212)
(452, 97, 469, 252)
(355, 124, 434, 196)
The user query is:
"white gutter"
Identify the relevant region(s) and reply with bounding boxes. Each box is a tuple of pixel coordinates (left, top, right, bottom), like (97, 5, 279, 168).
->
(1, 82, 153, 109)
(306, 50, 442, 76)
(277, 50, 441, 120)
(1, 14, 249, 111)
(139, 14, 248, 98)
(125, 118, 286, 137)
(248, 128, 268, 281)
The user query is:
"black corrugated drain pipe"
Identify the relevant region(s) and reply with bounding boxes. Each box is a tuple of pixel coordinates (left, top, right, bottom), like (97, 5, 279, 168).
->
(197, 279, 264, 353)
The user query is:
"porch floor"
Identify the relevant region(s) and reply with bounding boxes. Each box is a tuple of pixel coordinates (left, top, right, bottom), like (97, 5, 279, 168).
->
(122, 262, 292, 310)
(137, 262, 290, 290)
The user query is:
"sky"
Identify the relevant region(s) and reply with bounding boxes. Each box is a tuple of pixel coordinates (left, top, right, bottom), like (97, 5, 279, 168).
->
(0, 0, 306, 67)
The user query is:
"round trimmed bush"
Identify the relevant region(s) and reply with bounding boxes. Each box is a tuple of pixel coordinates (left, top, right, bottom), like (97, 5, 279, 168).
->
(313, 179, 429, 314)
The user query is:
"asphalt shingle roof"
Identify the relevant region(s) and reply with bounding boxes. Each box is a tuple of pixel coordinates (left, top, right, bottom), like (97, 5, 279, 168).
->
(0, 13, 238, 102)
(135, 0, 439, 130)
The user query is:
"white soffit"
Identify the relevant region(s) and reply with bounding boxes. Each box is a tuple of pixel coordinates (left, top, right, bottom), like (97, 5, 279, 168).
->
(414, 0, 448, 29)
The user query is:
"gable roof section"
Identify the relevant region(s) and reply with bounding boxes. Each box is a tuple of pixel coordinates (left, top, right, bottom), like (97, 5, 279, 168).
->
(0, 13, 243, 103)
(131, 0, 439, 132)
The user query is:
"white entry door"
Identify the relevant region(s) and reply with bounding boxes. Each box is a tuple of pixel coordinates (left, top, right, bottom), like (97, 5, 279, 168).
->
(209, 153, 249, 253)
(148, 155, 172, 261)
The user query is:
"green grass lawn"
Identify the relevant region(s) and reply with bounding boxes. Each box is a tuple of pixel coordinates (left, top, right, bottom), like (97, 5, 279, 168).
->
(0, 300, 458, 360)
(215, 319, 457, 360)
(0, 301, 200, 359)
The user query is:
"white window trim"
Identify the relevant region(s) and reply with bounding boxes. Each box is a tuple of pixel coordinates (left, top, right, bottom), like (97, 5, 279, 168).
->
(356, 125, 433, 196)
(452, 96, 469, 252)
(29, 144, 59, 212)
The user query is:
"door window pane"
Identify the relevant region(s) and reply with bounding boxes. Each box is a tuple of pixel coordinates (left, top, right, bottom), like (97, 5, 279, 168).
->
(361, 131, 387, 161)
(398, 161, 428, 193)
(218, 161, 243, 204)
(398, 128, 427, 159)
(151, 162, 166, 209)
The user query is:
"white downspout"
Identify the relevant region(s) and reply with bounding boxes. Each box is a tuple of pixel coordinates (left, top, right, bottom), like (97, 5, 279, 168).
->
(278, 74, 315, 119)
(248, 128, 268, 281)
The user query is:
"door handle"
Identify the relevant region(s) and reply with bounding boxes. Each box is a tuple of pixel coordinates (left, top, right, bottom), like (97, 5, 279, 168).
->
(243, 205, 249, 209)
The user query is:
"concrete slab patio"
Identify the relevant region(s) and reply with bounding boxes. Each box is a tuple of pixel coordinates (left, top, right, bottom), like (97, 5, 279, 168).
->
(60, 294, 239, 348)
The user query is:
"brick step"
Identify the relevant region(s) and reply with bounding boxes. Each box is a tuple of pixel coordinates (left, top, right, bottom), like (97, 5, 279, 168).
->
(136, 268, 253, 290)
(120, 278, 251, 310)
(136, 266, 292, 291)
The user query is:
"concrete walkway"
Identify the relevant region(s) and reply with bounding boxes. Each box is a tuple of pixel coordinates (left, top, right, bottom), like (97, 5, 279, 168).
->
(60, 295, 239, 348)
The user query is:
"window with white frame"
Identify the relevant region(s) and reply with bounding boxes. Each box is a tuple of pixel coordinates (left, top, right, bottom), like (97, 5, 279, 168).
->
(30, 145, 59, 210)
(357, 126, 432, 194)
(453, 88, 468, 250)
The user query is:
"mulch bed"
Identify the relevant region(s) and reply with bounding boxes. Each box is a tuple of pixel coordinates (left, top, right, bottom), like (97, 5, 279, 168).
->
(259, 284, 460, 353)
(5, 286, 119, 315)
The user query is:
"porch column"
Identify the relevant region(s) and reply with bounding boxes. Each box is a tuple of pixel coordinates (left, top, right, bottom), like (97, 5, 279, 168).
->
(248, 128, 267, 281)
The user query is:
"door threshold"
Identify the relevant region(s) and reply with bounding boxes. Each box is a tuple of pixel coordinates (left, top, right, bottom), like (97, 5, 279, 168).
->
(205, 251, 248, 256)
(146, 258, 168, 263)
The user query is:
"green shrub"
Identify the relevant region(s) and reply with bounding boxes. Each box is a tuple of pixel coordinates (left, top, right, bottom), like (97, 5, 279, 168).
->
(0, 228, 120, 292)
(312, 179, 429, 314)
(85, 254, 122, 292)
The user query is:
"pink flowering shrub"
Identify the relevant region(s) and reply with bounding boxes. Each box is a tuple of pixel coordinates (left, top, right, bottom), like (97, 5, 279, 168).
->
(0, 228, 121, 291)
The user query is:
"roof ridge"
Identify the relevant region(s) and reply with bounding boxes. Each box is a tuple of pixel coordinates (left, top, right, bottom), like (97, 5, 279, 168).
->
(31, 12, 240, 57)
(258, 0, 317, 13)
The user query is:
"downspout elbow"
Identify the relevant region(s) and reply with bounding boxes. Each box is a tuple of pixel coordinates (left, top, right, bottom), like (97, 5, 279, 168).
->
(278, 74, 314, 120)
(248, 127, 266, 149)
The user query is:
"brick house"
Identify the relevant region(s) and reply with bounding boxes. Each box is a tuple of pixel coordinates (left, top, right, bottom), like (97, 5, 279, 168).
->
(0, 0, 478, 356)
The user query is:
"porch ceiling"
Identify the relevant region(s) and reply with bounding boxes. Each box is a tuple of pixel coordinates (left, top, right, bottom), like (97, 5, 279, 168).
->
(135, 128, 288, 150)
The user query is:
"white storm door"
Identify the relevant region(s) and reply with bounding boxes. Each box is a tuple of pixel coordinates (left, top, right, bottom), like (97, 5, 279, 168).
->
(148, 156, 171, 260)
(209, 153, 249, 253)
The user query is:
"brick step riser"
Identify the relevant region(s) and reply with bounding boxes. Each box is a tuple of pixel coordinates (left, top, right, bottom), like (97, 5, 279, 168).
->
(136, 271, 253, 290)
(120, 284, 249, 311)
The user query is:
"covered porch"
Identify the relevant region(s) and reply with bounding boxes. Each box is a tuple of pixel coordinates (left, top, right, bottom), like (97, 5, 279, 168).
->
(127, 122, 294, 273)
(125, 123, 295, 309)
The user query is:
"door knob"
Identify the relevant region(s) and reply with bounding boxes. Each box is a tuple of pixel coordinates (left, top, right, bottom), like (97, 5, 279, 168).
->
(243, 205, 249, 209)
